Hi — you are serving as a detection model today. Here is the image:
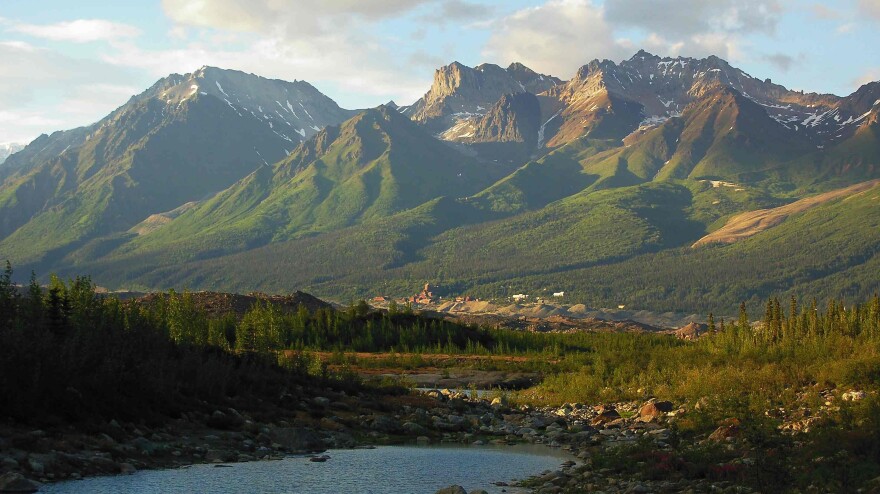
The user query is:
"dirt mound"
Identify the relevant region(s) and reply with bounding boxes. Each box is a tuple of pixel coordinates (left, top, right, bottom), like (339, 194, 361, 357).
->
(693, 179, 880, 248)
(129, 201, 200, 236)
(134, 290, 332, 318)
(666, 322, 709, 340)
(432, 300, 498, 313)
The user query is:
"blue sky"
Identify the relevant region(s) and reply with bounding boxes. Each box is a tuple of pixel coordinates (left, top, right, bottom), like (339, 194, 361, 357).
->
(1, 0, 879, 144)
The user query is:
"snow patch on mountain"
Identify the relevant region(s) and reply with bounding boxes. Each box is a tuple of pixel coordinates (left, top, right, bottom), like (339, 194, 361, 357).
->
(0, 142, 26, 165)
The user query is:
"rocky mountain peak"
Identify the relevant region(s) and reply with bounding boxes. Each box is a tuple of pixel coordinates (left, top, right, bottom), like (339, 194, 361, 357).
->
(442, 92, 542, 149)
(506, 62, 561, 93)
(629, 49, 661, 61)
(136, 66, 354, 146)
(575, 59, 617, 81)
(407, 61, 534, 133)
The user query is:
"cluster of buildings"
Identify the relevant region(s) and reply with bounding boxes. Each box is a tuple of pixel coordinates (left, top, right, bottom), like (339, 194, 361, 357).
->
(511, 291, 565, 303)
(372, 283, 573, 307)
(372, 283, 480, 306)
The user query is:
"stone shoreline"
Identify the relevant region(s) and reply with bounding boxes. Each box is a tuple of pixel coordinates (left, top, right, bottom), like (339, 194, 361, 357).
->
(4, 386, 854, 493)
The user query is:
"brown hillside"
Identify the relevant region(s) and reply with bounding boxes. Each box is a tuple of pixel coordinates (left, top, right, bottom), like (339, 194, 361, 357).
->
(692, 179, 880, 247)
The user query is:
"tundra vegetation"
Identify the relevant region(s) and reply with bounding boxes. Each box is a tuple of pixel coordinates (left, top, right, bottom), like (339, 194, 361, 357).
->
(1, 262, 879, 491)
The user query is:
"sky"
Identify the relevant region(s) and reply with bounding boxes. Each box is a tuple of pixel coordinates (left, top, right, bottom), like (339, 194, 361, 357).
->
(1, 0, 879, 144)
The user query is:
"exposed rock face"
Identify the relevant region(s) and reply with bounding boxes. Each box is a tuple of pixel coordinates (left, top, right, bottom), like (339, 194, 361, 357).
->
(505, 62, 563, 93)
(443, 92, 542, 149)
(421, 50, 877, 154)
(406, 62, 557, 135)
(539, 49, 874, 149)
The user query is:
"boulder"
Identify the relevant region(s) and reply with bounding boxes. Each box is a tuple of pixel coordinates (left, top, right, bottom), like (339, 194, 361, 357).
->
(708, 418, 741, 442)
(268, 427, 325, 452)
(591, 408, 621, 426)
(24, 459, 42, 475)
(0, 472, 42, 493)
(402, 422, 427, 435)
(132, 437, 159, 455)
(638, 400, 674, 422)
(370, 415, 403, 434)
(842, 390, 866, 401)
(435, 486, 467, 494)
(206, 410, 244, 430)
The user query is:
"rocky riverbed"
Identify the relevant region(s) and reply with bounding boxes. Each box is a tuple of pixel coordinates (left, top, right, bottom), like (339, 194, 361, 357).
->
(1, 385, 870, 493)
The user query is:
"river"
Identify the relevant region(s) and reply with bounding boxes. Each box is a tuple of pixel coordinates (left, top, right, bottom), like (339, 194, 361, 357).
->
(40, 444, 570, 494)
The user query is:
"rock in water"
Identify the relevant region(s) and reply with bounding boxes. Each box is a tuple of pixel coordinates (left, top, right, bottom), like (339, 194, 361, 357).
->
(435, 487, 467, 494)
(0, 472, 42, 493)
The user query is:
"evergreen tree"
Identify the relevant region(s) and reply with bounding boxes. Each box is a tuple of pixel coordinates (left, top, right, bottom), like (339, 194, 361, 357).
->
(0, 261, 16, 326)
(738, 302, 749, 329)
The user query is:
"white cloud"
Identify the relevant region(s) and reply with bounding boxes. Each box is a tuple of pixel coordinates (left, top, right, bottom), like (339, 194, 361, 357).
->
(762, 52, 800, 72)
(854, 68, 880, 88)
(483, 0, 629, 78)
(100, 31, 431, 108)
(481, 0, 764, 78)
(640, 32, 744, 61)
(859, 0, 880, 20)
(0, 41, 141, 142)
(160, 0, 437, 34)
(810, 3, 842, 19)
(58, 84, 141, 118)
(605, 0, 784, 37)
(9, 19, 141, 43)
(0, 110, 65, 130)
(837, 22, 856, 34)
(103, 0, 486, 108)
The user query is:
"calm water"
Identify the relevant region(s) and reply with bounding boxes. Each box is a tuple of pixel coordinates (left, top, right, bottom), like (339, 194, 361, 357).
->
(41, 444, 570, 494)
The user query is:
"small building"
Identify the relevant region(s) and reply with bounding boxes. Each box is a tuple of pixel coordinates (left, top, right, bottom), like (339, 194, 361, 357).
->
(512, 294, 529, 302)
(553, 291, 565, 297)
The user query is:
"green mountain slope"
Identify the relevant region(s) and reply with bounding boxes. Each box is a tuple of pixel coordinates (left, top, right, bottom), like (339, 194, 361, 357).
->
(3, 56, 880, 318)
(577, 85, 816, 186)
(143, 179, 878, 314)
(0, 96, 292, 267)
(0, 67, 354, 270)
(75, 181, 717, 296)
(91, 106, 508, 265)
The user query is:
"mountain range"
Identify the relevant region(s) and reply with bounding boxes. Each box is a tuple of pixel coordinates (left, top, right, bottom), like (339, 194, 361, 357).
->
(1, 51, 878, 314)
